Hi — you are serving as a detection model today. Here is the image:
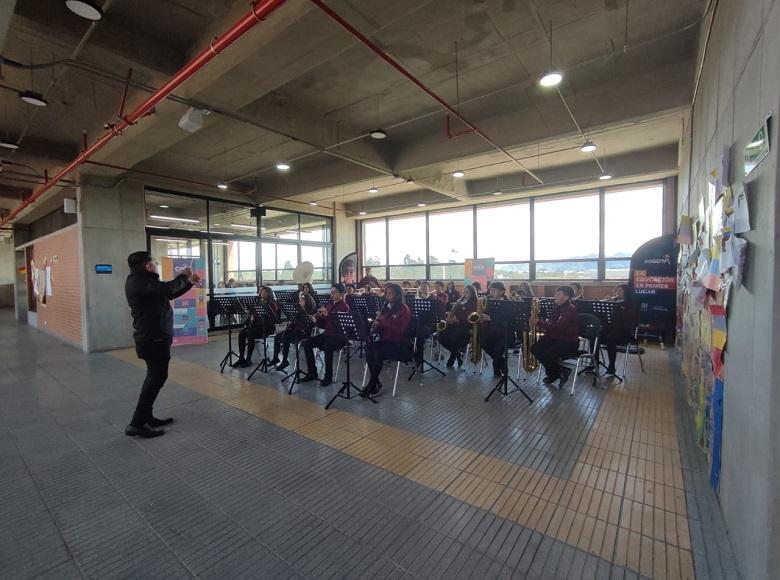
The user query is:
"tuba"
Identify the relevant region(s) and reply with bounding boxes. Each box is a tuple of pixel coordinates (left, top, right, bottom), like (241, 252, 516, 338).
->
(522, 298, 540, 372)
(467, 297, 486, 364)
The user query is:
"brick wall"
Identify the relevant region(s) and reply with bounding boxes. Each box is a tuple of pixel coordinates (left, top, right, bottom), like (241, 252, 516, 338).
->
(28, 226, 82, 346)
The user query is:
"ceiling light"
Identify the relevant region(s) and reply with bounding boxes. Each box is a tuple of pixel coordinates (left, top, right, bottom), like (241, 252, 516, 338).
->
(599, 174, 613, 180)
(230, 223, 256, 230)
(368, 186, 378, 193)
(217, 182, 228, 190)
(539, 70, 563, 88)
(149, 214, 199, 224)
(19, 91, 48, 107)
(65, 0, 103, 20)
(452, 170, 465, 178)
(309, 201, 318, 206)
(359, 210, 367, 216)
(417, 202, 427, 207)
(276, 162, 291, 171)
(145, 225, 169, 229)
(370, 128, 387, 140)
(492, 190, 503, 196)
(153, 238, 189, 243)
(178, 107, 203, 133)
(0, 141, 19, 150)
(210, 230, 233, 235)
(159, 205, 169, 208)
(580, 140, 597, 153)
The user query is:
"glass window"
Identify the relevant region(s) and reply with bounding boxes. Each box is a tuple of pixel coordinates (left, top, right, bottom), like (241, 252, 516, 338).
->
(145, 191, 206, 233)
(534, 193, 599, 260)
(149, 236, 203, 258)
(388, 215, 425, 265)
(428, 209, 473, 264)
(604, 185, 663, 258)
(263, 209, 299, 239)
(389, 265, 426, 280)
(300, 215, 331, 242)
(494, 262, 530, 280)
(261, 242, 276, 281)
(430, 264, 465, 280)
(477, 202, 530, 261)
(301, 245, 332, 281)
(363, 219, 387, 266)
(536, 261, 598, 280)
(605, 259, 631, 279)
(276, 244, 298, 281)
(209, 200, 257, 237)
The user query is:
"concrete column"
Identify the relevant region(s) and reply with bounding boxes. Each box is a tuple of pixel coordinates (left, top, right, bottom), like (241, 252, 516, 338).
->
(78, 178, 146, 352)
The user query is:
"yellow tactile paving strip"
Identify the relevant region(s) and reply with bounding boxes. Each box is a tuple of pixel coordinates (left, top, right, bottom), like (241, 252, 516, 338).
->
(111, 348, 695, 579)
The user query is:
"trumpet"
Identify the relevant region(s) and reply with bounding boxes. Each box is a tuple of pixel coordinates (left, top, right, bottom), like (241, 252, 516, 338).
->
(522, 298, 540, 372)
(468, 297, 486, 364)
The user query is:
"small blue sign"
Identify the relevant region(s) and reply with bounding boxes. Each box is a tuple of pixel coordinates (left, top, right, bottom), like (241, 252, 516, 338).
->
(95, 264, 113, 274)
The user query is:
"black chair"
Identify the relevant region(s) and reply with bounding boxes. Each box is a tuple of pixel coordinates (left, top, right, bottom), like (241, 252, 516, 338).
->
(557, 313, 601, 396)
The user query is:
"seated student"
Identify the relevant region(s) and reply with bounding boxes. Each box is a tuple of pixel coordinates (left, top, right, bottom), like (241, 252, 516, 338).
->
(432, 280, 449, 309)
(445, 280, 461, 304)
(478, 281, 510, 377)
(294, 282, 315, 302)
(412, 281, 441, 365)
(357, 267, 382, 289)
(344, 283, 357, 308)
(302, 283, 350, 387)
(235, 285, 280, 367)
(603, 283, 628, 303)
(517, 282, 534, 300)
(599, 287, 636, 374)
(529, 286, 580, 385)
(363, 283, 412, 396)
(401, 280, 412, 290)
(569, 282, 584, 302)
(472, 280, 482, 294)
(269, 293, 316, 370)
(439, 284, 477, 367)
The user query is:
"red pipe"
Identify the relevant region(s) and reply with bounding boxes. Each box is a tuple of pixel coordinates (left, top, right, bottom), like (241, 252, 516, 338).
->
(445, 114, 475, 139)
(308, 0, 543, 185)
(0, 0, 287, 226)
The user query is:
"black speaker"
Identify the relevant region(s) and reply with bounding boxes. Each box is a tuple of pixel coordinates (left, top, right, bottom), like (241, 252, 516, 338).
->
(250, 206, 266, 218)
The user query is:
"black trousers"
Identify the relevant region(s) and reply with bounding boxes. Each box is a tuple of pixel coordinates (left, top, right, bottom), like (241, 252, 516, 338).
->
(414, 325, 433, 363)
(480, 326, 507, 372)
(599, 333, 631, 370)
(303, 333, 347, 379)
(131, 340, 171, 427)
(530, 336, 579, 378)
(238, 324, 273, 361)
(366, 340, 412, 386)
(273, 328, 306, 362)
(438, 324, 469, 356)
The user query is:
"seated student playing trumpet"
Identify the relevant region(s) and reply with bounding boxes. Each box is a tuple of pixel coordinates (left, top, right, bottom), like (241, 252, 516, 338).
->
(235, 286, 280, 368)
(438, 284, 477, 367)
(362, 283, 412, 397)
(478, 281, 510, 377)
(529, 286, 580, 385)
(269, 292, 316, 371)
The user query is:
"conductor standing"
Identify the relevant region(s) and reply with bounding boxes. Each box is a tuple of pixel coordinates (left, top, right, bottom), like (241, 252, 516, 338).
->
(124, 251, 200, 438)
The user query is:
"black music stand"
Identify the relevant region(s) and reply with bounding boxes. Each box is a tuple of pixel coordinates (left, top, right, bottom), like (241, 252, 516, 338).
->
(278, 302, 311, 394)
(352, 295, 382, 357)
(247, 302, 276, 380)
(325, 312, 377, 409)
(214, 297, 242, 373)
(577, 300, 623, 382)
(408, 298, 446, 381)
(315, 294, 330, 308)
(485, 299, 534, 403)
(274, 290, 297, 303)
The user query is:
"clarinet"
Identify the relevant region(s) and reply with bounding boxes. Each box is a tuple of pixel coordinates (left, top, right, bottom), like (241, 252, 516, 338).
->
(369, 304, 391, 343)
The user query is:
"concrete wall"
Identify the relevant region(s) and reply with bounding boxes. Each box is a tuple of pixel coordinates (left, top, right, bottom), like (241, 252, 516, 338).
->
(78, 178, 146, 352)
(334, 203, 356, 270)
(678, 0, 780, 577)
(0, 237, 13, 306)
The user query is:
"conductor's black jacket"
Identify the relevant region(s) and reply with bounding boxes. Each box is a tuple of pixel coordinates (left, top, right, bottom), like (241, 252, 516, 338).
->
(125, 271, 192, 344)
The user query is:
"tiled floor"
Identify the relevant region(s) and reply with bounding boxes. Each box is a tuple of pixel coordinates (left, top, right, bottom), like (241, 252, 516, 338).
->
(0, 309, 737, 579)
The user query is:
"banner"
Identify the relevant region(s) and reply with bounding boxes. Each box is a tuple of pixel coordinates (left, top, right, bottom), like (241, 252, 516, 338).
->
(338, 252, 357, 284)
(628, 234, 678, 332)
(161, 257, 208, 346)
(464, 258, 494, 289)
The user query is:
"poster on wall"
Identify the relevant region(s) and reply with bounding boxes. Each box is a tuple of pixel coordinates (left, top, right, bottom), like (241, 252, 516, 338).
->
(464, 258, 495, 290)
(628, 234, 678, 337)
(338, 252, 357, 285)
(161, 257, 208, 346)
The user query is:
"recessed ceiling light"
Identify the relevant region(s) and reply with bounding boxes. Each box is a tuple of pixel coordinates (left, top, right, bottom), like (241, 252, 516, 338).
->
(19, 91, 48, 107)
(276, 162, 291, 171)
(65, 0, 103, 20)
(539, 70, 563, 87)
(0, 140, 19, 150)
(492, 191, 503, 196)
(210, 230, 233, 235)
(358, 210, 367, 216)
(370, 128, 387, 139)
(230, 223, 256, 230)
(149, 214, 199, 224)
(309, 201, 318, 206)
(368, 187, 378, 193)
(159, 205, 169, 208)
(599, 174, 613, 180)
(452, 170, 465, 178)
(217, 182, 228, 190)
(417, 202, 426, 207)
(580, 140, 597, 153)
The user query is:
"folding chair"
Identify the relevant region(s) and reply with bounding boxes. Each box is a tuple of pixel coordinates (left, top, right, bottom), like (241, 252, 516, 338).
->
(557, 313, 601, 396)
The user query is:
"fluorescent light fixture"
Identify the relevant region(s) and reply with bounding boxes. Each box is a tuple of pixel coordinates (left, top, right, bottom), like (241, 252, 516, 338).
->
(0, 141, 19, 150)
(599, 174, 613, 180)
(146, 225, 169, 229)
(580, 140, 597, 153)
(65, 0, 103, 20)
(368, 186, 378, 193)
(539, 70, 563, 87)
(358, 210, 367, 215)
(159, 205, 169, 208)
(19, 91, 48, 107)
(217, 183, 228, 190)
(149, 214, 200, 224)
(276, 162, 291, 171)
(452, 170, 465, 178)
(210, 230, 233, 235)
(492, 190, 503, 196)
(417, 202, 427, 207)
(370, 128, 387, 139)
(230, 223, 256, 230)
(308, 201, 318, 206)
(153, 238, 188, 243)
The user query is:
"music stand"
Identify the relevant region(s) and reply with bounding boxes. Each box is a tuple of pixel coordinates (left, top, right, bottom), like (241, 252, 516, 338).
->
(315, 294, 330, 308)
(278, 302, 312, 393)
(247, 301, 276, 380)
(485, 299, 534, 403)
(352, 295, 381, 357)
(579, 300, 623, 382)
(325, 312, 377, 409)
(214, 296, 242, 373)
(408, 298, 446, 381)
(275, 290, 297, 303)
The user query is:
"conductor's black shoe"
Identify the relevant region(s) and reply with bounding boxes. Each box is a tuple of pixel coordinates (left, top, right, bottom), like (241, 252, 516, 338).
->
(542, 375, 559, 384)
(361, 383, 377, 397)
(269, 357, 280, 365)
(240, 359, 254, 368)
(277, 360, 290, 371)
(446, 354, 456, 368)
(319, 377, 333, 387)
(149, 416, 174, 427)
(456, 355, 463, 368)
(231, 358, 245, 368)
(300, 374, 318, 383)
(606, 365, 616, 374)
(125, 423, 165, 438)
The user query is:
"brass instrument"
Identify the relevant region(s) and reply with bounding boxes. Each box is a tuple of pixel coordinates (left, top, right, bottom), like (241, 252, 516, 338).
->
(522, 298, 540, 372)
(468, 297, 486, 364)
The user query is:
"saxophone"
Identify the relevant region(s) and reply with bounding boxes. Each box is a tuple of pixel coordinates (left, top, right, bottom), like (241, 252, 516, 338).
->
(522, 298, 540, 372)
(467, 297, 486, 364)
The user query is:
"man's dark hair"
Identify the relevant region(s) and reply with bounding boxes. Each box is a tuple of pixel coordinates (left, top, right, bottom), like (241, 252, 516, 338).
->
(569, 282, 582, 292)
(489, 281, 506, 292)
(472, 281, 482, 291)
(127, 251, 152, 273)
(332, 283, 346, 295)
(556, 285, 575, 298)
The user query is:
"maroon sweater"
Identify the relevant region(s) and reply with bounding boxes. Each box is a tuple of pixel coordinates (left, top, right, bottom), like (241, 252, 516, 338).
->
(376, 303, 411, 342)
(539, 302, 579, 343)
(317, 299, 349, 335)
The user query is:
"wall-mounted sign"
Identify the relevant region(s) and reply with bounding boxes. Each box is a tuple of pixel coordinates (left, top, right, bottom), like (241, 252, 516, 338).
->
(744, 116, 771, 176)
(95, 264, 113, 274)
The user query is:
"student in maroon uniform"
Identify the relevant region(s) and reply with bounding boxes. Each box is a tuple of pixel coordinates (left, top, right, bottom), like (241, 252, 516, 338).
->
(363, 283, 412, 396)
(530, 285, 580, 385)
(302, 283, 350, 387)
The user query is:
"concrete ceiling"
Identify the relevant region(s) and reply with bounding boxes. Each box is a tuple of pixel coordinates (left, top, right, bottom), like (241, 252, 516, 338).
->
(0, 0, 706, 223)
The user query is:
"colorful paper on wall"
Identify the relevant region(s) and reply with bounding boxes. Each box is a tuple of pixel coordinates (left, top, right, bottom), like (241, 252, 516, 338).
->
(677, 215, 693, 245)
(161, 257, 208, 346)
(733, 184, 751, 233)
